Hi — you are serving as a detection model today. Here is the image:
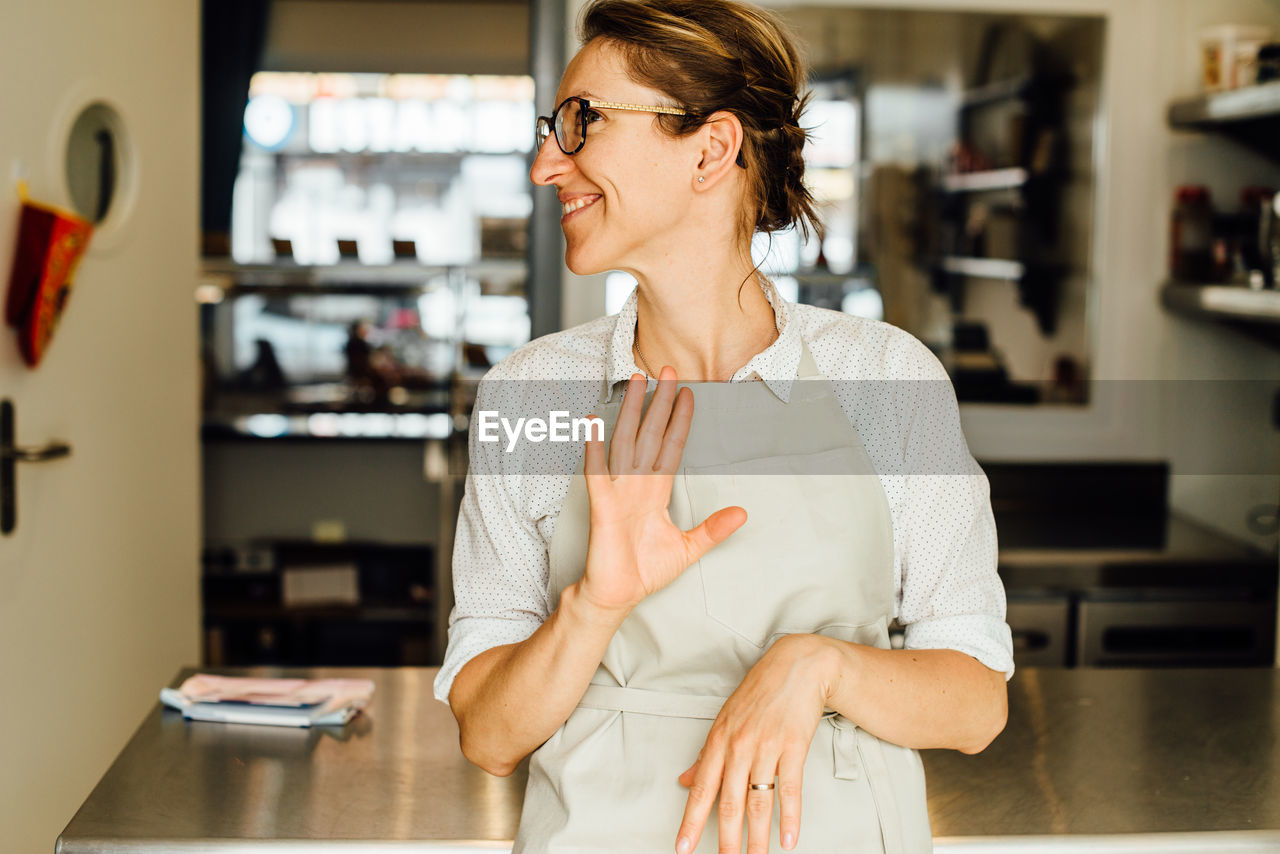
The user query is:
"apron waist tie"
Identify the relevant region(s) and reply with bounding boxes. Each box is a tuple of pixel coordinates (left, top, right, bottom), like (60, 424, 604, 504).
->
(579, 684, 859, 724)
(577, 683, 726, 719)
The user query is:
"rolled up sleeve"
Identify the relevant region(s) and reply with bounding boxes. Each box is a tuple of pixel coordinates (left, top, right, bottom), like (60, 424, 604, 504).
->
(898, 473, 1014, 680)
(891, 339, 1015, 681)
(433, 374, 553, 706)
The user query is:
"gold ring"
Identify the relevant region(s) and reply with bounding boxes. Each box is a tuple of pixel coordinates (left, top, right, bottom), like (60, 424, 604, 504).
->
(749, 782, 775, 791)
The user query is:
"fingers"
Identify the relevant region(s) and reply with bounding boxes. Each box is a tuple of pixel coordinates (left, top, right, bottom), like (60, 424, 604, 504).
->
(582, 414, 605, 473)
(745, 756, 779, 854)
(609, 373, 647, 477)
(582, 415, 610, 501)
(676, 756, 700, 789)
(684, 506, 748, 563)
(677, 718, 808, 854)
(777, 747, 805, 851)
(653, 385, 694, 475)
(716, 743, 751, 854)
(633, 367, 680, 471)
(612, 368, 693, 477)
(676, 743, 722, 854)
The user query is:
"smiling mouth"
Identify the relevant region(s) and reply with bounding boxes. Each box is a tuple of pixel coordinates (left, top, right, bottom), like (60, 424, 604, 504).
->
(561, 195, 600, 218)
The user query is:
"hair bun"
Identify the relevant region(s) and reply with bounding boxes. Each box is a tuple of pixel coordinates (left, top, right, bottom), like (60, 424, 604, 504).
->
(581, 0, 823, 242)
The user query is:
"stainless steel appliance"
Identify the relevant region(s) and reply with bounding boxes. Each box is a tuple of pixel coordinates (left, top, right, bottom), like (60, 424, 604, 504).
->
(990, 462, 1277, 668)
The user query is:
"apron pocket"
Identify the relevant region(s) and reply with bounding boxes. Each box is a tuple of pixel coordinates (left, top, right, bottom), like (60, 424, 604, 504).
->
(682, 445, 894, 648)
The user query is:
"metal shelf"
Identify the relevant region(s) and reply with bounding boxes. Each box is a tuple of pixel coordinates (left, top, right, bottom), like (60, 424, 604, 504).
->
(200, 258, 527, 291)
(1163, 88, 1280, 345)
(940, 256, 1026, 281)
(1160, 282, 1280, 326)
(1167, 82, 1280, 163)
(942, 168, 1029, 193)
(790, 271, 867, 287)
(204, 605, 433, 623)
(1168, 81, 1280, 127)
(217, 281, 438, 297)
(960, 74, 1033, 108)
(202, 410, 456, 441)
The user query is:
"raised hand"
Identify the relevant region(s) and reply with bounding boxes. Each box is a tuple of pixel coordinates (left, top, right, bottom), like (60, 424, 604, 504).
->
(576, 368, 747, 614)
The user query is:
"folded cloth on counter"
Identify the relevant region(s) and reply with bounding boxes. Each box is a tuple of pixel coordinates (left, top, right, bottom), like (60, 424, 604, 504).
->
(160, 674, 374, 727)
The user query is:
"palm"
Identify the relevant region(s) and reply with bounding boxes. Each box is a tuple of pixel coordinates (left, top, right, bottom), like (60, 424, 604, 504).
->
(578, 370, 745, 613)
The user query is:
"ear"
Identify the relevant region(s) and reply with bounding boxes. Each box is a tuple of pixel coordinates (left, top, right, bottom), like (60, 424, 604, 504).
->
(692, 110, 744, 189)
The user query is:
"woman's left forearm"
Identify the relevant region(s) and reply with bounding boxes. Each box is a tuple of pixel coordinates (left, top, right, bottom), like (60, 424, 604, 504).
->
(805, 635, 1009, 754)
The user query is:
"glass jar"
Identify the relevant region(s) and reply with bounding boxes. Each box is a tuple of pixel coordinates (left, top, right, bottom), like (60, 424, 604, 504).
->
(1171, 185, 1214, 282)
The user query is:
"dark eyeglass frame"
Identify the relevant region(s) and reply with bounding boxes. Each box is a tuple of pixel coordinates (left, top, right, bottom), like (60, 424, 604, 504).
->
(536, 96, 691, 155)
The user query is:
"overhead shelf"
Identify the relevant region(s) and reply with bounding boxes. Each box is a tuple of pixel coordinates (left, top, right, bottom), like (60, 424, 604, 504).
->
(936, 258, 1061, 334)
(1162, 88, 1280, 348)
(203, 604, 434, 623)
(790, 270, 869, 287)
(960, 74, 1033, 108)
(1167, 82, 1280, 163)
(1160, 282, 1280, 324)
(199, 258, 528, 291)
(1168, 81, 1280, 127)
(940, 256, 1026, 281)
(942, 168, 1030, 193)
(1162, 87, 1280, 347)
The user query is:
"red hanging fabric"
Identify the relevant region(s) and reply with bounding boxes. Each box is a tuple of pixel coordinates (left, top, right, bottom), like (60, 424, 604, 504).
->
(4, 182, 93, 367)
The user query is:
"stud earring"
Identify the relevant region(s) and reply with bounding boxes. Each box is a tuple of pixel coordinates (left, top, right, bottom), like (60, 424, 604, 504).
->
(697, 176, 705, 183)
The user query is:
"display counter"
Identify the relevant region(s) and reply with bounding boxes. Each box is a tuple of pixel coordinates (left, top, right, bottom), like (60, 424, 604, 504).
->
(57, 666, 1280, 852)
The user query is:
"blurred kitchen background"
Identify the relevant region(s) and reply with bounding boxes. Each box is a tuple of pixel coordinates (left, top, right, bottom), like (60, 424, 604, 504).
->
(190, 0, 1280, 678)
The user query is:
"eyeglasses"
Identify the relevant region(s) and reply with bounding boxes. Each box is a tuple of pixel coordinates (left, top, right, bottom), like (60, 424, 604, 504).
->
(535, 96, 690, 155)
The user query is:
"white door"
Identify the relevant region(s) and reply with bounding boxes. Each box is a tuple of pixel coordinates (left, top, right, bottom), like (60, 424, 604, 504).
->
(0, 1, 200, 851)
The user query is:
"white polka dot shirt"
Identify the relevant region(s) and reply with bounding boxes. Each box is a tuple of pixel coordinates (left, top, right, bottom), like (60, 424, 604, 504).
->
(433, 277, 1015, 705)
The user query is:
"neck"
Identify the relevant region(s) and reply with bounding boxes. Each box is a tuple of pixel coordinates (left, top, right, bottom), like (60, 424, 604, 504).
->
(629, 250, 778, 383)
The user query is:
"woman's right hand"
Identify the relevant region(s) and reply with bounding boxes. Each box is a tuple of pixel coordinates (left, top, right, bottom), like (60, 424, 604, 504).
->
(577, 367, 747, 614)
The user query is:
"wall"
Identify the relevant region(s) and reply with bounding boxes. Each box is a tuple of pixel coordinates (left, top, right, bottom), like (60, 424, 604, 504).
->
(264, 0, 529, 75)
(556, 0, 1280, 555)
(203, 440, 439, 544)
(0, 0, 200, 850)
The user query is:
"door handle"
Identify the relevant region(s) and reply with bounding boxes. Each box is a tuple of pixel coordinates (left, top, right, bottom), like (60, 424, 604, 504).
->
(2, 399, 73, 535)
(6, 442, 71, 462)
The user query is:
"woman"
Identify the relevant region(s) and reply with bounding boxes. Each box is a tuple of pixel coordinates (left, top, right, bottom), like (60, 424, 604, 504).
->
(434, 1, 1014, 852)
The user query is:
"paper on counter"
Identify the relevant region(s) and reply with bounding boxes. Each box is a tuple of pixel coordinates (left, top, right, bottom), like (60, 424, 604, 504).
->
(160, 674, 375, 727)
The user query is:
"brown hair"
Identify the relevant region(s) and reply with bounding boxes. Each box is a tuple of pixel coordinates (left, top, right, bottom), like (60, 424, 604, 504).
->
(580, 0, 823, 244)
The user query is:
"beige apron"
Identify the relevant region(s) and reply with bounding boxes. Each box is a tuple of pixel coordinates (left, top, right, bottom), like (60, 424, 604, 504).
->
(513, 341, 932, 854)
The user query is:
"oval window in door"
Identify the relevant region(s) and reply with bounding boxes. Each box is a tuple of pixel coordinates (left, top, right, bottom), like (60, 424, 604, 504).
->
(64, 101, 126, 225)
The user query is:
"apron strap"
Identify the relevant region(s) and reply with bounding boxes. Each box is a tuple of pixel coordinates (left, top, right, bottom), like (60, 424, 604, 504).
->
(829, 714, 906, 854)
(856, 727, 907, 854)
(579, 686, 844, 724)
(578, 684, 726, 720)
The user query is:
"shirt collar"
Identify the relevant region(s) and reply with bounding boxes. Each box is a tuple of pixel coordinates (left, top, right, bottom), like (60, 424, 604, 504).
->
(603, 274, 803, 404)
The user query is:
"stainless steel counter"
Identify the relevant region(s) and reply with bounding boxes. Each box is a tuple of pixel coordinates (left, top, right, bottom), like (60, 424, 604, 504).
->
(57, 667, 1280, 853)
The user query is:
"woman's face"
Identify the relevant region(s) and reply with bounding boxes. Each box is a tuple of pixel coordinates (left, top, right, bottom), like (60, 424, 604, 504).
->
(530, 39, 697, 276)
